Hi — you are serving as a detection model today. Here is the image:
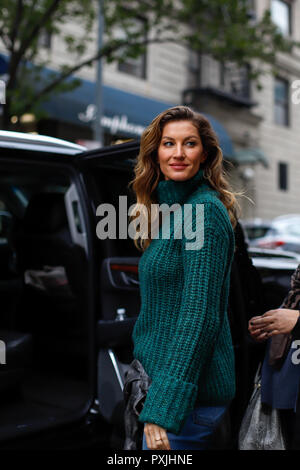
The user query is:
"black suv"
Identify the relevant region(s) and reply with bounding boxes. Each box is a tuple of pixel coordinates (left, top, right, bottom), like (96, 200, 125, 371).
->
(0, 131, 297, 450)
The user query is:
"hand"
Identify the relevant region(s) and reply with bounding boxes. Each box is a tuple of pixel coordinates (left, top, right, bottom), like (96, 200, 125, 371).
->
(248, 315, 269, 342)
(249, 309, 300, 340)
(144, 423, 171, 450)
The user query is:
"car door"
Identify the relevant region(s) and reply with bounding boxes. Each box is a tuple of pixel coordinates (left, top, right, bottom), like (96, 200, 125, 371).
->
(76, 141, 142, 449)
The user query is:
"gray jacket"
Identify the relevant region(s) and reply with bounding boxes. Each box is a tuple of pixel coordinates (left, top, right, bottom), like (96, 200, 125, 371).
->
(123, 359, 151, 450)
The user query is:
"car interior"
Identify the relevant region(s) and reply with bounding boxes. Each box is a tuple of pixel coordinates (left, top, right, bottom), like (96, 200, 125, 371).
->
(0, 164, 91, 443)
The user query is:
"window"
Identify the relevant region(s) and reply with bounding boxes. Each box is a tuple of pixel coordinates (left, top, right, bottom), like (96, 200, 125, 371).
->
(117, 17, 147, 80)
(187, 50, 201, 87)
(220, 62, 251, 100)
(246, 0, 256, 19)
(278, 162, 288, 191)
(38, 29, 52, 49)
(271, 0, 292, 36)
(274, 77, 289, 126)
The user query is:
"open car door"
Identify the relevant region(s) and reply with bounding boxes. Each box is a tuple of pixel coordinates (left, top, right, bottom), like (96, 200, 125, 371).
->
(97, 256, 140, 448)
(76, 141, 143, 448)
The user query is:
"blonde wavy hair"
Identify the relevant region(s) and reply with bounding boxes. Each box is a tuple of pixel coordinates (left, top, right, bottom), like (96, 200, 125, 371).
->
(128, 106, 240, 252)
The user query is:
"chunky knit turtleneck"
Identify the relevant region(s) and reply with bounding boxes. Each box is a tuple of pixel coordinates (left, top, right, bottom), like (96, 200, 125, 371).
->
(132, 168, 236, 435)
(155, 168, 208, 205)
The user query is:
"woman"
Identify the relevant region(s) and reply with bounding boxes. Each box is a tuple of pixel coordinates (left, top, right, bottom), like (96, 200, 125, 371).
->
(127, 105, 240, 450)
(248, 263, 300, 449)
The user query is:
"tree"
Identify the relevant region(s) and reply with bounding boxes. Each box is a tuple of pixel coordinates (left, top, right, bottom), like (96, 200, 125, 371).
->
(0, 0, 298, 129)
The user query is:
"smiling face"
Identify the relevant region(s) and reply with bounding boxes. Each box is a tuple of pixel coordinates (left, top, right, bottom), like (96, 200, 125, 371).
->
(157, 120, 207, 181)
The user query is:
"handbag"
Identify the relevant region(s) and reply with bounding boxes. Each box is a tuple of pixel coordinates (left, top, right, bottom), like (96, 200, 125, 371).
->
(238, 363, 286, 450)
(269, 333, 293, 369)
(269, 265, 300, 369)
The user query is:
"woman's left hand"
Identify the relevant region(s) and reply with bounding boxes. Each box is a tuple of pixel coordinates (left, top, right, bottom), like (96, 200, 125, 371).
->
(144, 423, 171, 450)
(249, 309, 300, 337)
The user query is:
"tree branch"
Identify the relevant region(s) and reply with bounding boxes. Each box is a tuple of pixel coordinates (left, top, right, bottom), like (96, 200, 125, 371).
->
(18, 0, 61, 57)
(23, 35, 181, 108)
(10, 0, 24, 52)
(7, 0, 61, 91)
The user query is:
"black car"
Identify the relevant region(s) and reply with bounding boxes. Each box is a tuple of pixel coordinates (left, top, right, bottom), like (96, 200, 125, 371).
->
(0, 131, 297, 450)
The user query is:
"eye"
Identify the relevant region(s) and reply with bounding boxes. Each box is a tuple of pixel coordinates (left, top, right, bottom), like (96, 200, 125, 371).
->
(163, 141, 174, 147)
(186, 141, 196, 147)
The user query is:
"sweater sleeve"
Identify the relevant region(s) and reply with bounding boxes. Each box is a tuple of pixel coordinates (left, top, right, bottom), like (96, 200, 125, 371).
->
(138, 204, 233, 434)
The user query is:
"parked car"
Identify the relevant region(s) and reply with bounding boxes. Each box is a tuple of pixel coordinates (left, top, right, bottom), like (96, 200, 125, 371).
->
(241, 215, 300, 253)
(240, 218, 273, 246)
(248, 247, 300, 309)
(0, 130, 297, 450)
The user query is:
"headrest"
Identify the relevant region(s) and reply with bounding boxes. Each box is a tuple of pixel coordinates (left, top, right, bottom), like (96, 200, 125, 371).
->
(23, 193, 68, 234)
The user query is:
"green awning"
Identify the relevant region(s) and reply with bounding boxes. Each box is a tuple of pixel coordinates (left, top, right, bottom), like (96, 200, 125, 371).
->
(229, 148, 269, 168)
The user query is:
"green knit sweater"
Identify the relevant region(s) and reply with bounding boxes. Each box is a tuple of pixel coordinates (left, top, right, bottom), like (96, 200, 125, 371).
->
(132, 168, 236, 435)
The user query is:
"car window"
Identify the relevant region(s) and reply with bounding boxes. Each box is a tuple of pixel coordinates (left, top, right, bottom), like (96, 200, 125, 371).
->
(1, 162, 69, 204)
(0, 166, 75, 256)
(245, 226, 271, 240)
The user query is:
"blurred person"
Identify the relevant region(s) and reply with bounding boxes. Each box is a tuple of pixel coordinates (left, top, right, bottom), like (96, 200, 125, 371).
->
(248, 264, 300, 449)
(124, 105, 240, 450)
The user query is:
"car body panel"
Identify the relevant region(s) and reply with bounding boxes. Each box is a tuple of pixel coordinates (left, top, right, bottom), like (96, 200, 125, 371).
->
(242, 215, 300, 253)
(0, 130, 86, 155)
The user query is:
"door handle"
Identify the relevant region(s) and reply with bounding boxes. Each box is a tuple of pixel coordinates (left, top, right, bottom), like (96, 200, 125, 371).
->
(120, 272, 140, 286)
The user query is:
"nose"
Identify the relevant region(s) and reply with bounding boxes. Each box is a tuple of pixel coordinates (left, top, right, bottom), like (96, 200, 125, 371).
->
(173, 143, 185, 158)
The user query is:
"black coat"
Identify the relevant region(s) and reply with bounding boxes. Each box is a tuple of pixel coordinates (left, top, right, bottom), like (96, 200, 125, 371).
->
(227, 221, 265, 439)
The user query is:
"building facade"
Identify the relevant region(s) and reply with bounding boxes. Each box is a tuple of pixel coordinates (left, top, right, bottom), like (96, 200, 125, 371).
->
(183, 0, 300, 220)
(250, 0, 300, 219)
(1, 0, 300, 220)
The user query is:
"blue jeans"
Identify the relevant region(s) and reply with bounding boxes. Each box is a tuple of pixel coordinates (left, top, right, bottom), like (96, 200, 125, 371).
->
(142, 405, 227, 450)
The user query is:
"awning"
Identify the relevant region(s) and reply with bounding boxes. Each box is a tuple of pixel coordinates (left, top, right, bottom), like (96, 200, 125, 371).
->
(42, 80, 173, 136)
(40, 74, 235, 156)
(229, 148, 269, 168)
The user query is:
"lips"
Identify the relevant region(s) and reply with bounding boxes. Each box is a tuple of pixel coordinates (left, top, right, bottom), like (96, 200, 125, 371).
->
(170, 164, 188, 169)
